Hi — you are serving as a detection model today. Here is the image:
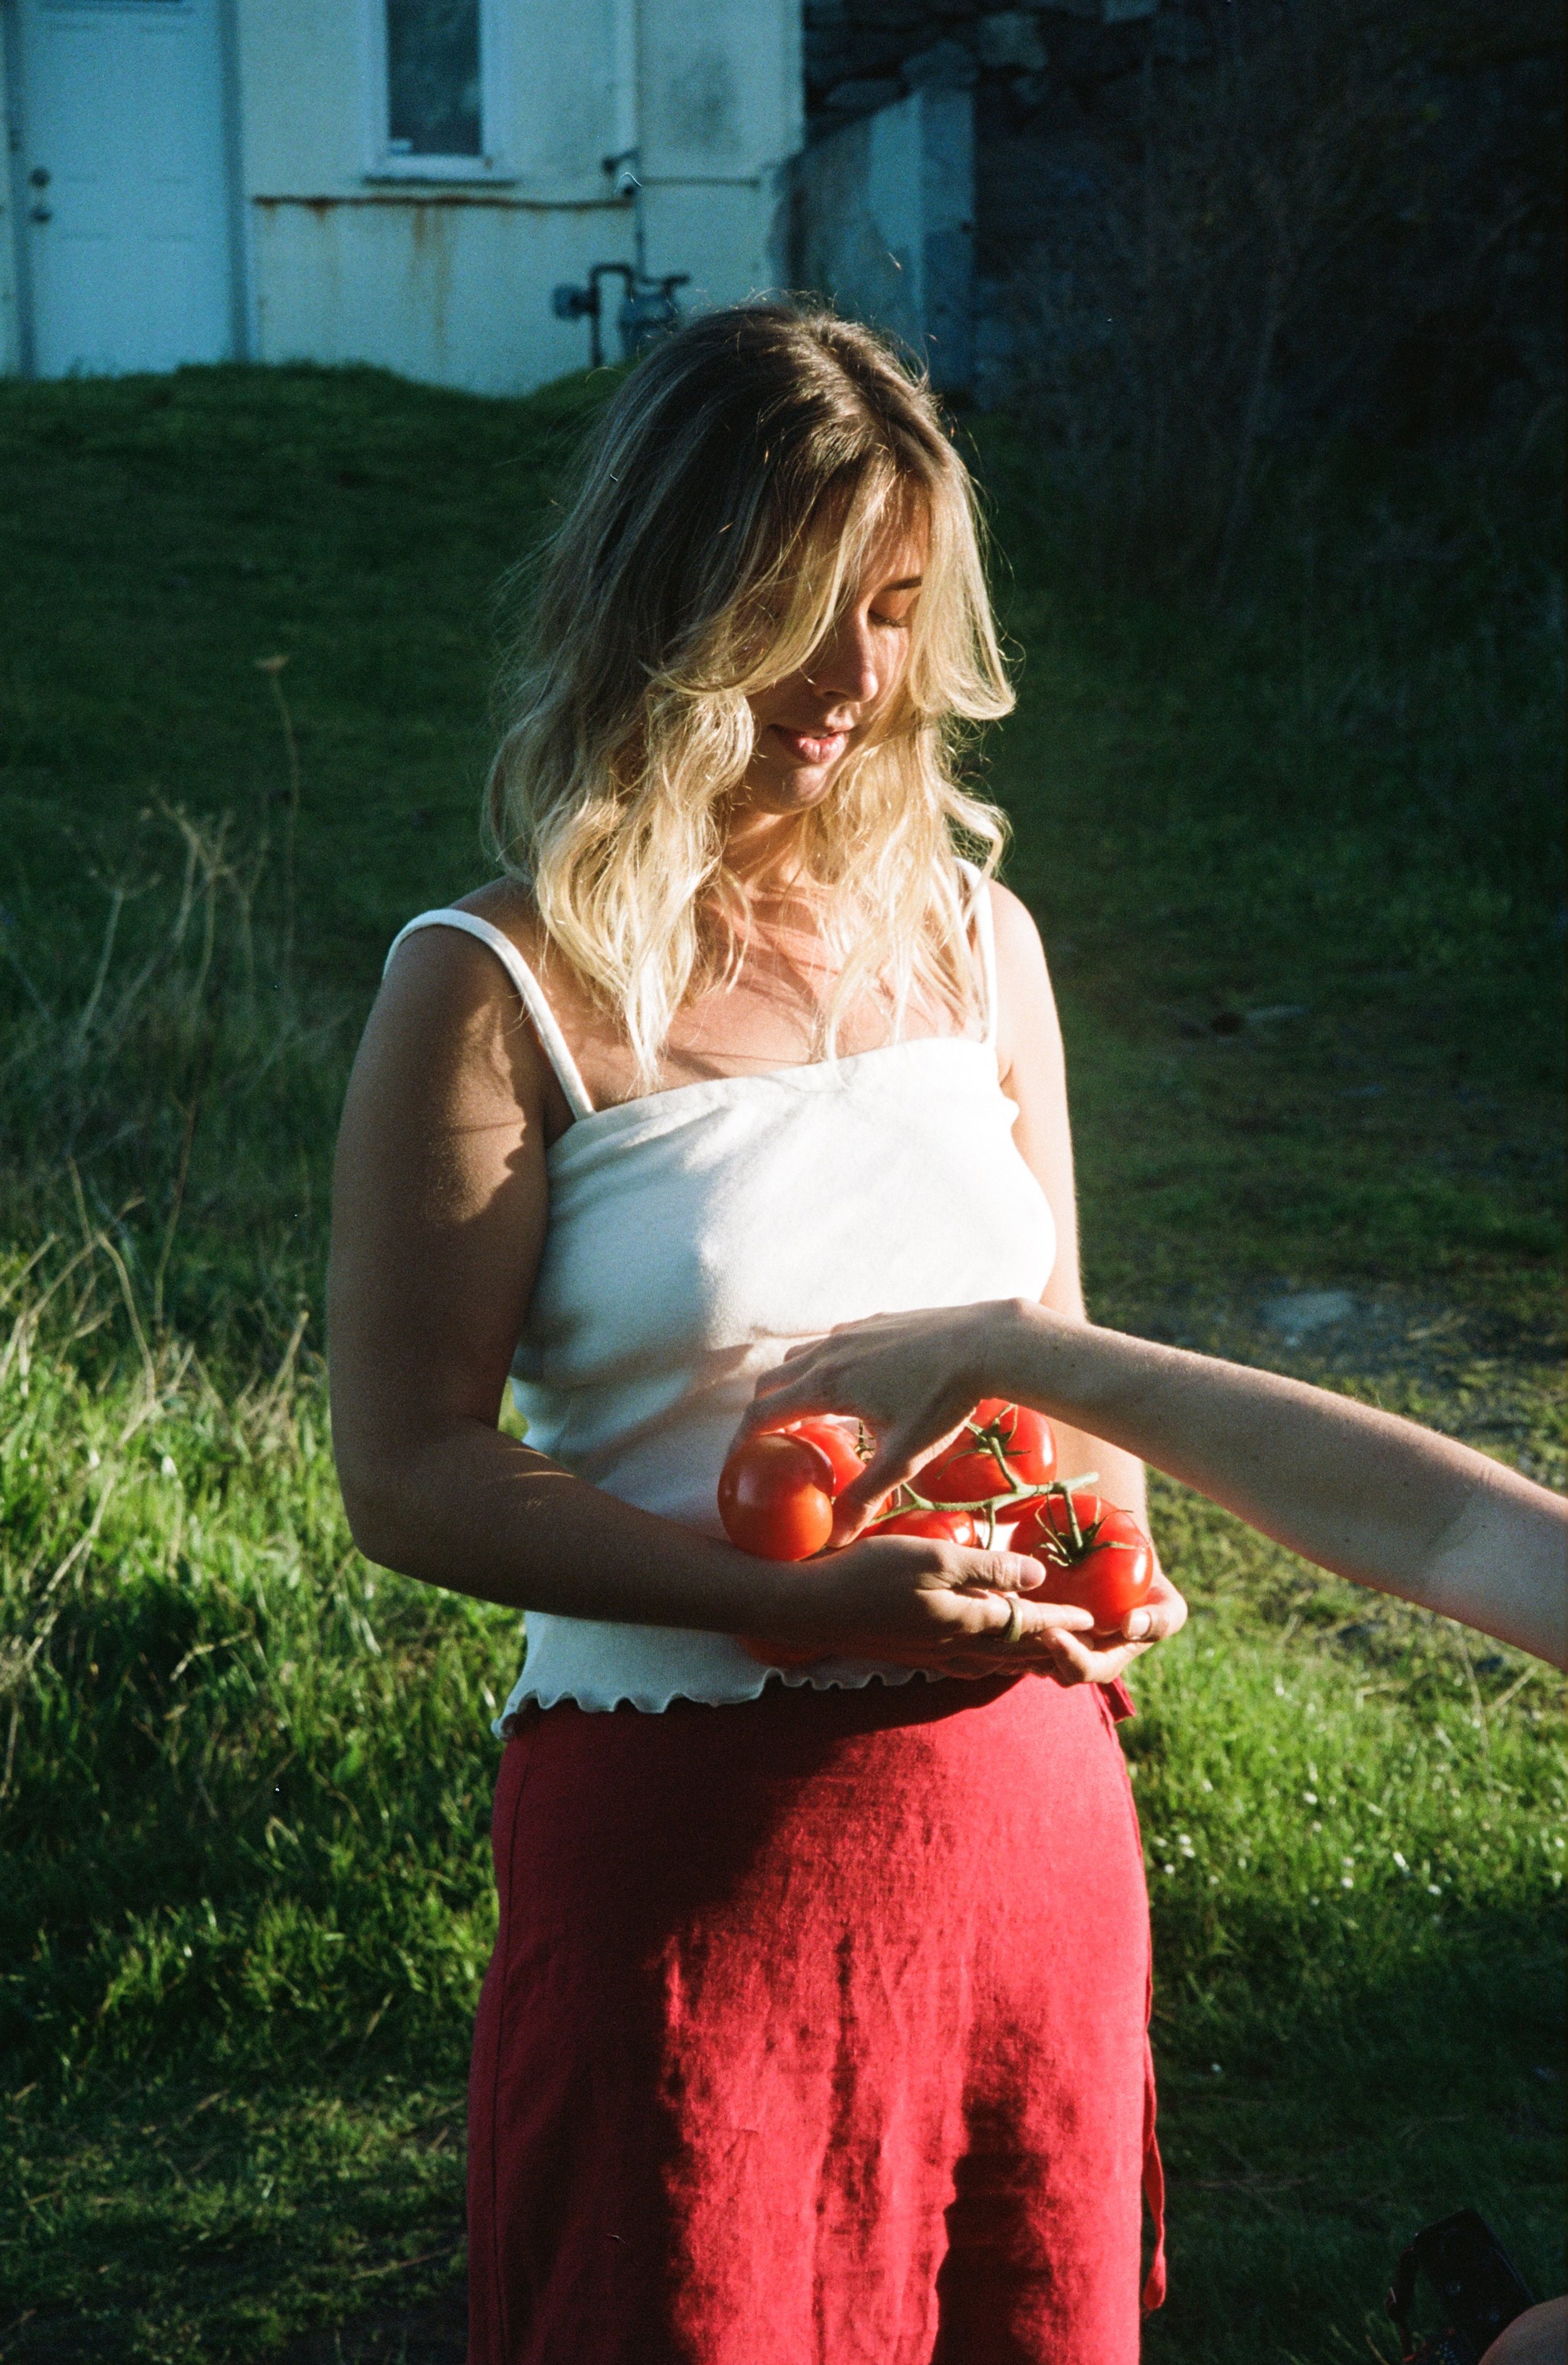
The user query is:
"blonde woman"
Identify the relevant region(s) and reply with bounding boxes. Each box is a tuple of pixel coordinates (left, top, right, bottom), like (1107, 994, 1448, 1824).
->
(329, 304, 1187, 2365)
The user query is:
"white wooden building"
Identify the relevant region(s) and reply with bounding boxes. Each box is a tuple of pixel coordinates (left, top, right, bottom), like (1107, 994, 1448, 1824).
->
(0, 0, 805, 390)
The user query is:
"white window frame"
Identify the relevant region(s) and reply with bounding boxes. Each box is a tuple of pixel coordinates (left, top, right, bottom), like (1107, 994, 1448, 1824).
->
(361, 0, 514, 184)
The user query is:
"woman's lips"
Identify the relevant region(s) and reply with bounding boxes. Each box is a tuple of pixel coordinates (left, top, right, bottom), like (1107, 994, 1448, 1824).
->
(771, 724, 848, 766)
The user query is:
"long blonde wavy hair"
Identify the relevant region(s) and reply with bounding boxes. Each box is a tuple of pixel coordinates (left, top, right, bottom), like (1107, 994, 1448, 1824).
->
(485, 302, 1016, 1088)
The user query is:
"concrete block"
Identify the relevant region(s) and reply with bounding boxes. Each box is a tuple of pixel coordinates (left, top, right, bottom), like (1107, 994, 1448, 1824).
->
(904, 39, 978, 89)
(789, 83, 975, 393)
(1041, 0, 1157, 21)
(977, 12, 1049, 71)
(823, 77, 904, 112)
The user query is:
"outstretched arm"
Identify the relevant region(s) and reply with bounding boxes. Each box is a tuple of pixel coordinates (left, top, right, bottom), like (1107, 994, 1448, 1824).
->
(743, 1299, 1567, 1669)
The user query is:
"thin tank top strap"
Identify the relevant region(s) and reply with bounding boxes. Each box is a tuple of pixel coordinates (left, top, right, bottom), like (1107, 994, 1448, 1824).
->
(955, 859, 999, 1049)
(384, 909, 596, 1121)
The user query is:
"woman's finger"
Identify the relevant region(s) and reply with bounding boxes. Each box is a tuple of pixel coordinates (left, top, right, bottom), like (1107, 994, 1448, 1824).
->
(1118, 1570, 1187, 1645)
(1049, 1631, 1148, 1685)
(734, 1378, 820, 1437)
(830, 1427, 966, 1540)
(982, 1591, 1094, 1637)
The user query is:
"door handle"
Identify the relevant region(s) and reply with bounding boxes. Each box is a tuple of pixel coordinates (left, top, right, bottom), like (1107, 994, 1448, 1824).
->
(29, 166, 51, 188)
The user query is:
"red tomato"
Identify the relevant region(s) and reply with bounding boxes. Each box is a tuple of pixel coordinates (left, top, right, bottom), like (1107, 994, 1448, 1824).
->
(783, 1415, 868, 1496)
(1010, 1488, 1105, 1555)
(871, 1506, 980, 1547)
(921, 1399, 1056, 1504)
(1057, 1538, 1153, 1632)
(718, 1432, 835, 1562)
(1011, 1489, 1153, 1631)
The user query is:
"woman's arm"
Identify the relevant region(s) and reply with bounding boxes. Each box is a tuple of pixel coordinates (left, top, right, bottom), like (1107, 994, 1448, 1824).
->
(326, 931, 1097, 1673)
(985, 886, 1187, 1683)
(741, 1300, 1568, 1670)
(992, 885, 1147, 1526)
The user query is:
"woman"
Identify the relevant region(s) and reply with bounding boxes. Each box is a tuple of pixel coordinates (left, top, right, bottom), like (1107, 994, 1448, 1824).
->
(328, 303, 1186, 2365)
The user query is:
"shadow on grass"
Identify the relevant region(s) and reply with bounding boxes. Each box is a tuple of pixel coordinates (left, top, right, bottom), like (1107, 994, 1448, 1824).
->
(1146, 1908, 1565, 2362)
(1, 1891, 1559, 2364)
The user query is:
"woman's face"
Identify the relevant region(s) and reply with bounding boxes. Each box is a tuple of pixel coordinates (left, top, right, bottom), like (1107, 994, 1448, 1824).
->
(736, 520, 926, 823)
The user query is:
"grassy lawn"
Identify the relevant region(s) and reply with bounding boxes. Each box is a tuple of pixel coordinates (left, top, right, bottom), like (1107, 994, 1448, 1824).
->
(0, 364, 1562, 2362)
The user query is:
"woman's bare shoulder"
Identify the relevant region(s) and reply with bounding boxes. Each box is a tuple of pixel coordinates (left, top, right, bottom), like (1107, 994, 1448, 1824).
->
(453, 877, 550, 963)
(985, 880, 1054, 992)
(983, 880, 1062, 1090)
(382, 879, 561, 1012)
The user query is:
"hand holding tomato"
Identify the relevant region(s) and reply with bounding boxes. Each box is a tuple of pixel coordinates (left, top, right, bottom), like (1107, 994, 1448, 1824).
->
(718, 1416, 1101, 1676)
(719, 1389, 1185, 1686)
(731, 1527, 1099, 1676)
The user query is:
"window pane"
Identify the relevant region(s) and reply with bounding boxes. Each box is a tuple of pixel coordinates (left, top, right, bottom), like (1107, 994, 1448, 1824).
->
(386, 0, 481, 157)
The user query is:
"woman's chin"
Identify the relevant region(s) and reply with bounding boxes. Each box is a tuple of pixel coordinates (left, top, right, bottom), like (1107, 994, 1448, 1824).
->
(734, 766, 840, 820)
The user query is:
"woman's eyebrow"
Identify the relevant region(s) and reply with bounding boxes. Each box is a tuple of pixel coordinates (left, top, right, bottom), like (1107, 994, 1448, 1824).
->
(877, 576, 924, 593)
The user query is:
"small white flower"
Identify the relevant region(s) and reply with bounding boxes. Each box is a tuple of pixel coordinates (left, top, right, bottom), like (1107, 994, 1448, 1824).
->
(1427, 1883, 1441, 1895)
(1210, 2063, 1223, 2076)
(1393, 1851, 1409, 1872)
(87, 1447, 101, 1470)
(159, 1454, 177, 1479)
(1303, 1790, 1318, 1804)
(1341, 1875, 1354, 1889)
(1200, 1778, 1213, 1792)
(1273, 1679, 1286, 1697)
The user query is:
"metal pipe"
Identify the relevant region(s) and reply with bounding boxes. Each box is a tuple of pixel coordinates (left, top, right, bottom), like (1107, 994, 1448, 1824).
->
(610, 0, 639, 169)
(608, 0, 644, 276)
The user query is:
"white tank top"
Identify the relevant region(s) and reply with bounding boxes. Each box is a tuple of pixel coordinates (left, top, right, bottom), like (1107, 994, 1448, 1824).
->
(384, 865, 1057, 1716)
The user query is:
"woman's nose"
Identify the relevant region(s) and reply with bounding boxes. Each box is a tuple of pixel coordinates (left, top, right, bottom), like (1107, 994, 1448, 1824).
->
(810, 615, 881, 707)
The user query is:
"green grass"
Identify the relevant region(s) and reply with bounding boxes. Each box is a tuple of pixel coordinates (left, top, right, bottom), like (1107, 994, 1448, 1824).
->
(0, 364, 1562, 2361)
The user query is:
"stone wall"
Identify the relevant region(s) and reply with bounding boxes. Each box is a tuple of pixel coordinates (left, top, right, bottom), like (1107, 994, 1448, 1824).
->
(803, 1, 1205, 134)
(797, 1, 1563, 439)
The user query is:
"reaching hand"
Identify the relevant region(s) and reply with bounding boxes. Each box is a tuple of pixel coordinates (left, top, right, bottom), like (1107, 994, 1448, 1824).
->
(740, 1305, 1008, 1540)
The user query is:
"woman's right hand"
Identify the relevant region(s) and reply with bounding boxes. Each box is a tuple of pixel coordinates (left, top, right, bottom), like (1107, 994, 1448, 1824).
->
(743, 1530, 1096, 1679)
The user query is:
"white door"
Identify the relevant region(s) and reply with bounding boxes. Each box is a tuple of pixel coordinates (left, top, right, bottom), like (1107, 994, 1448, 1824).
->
(14, 0, 235, 376)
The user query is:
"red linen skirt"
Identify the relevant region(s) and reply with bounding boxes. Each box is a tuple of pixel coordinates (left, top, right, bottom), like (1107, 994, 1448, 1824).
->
(467, 1670, 1163, 2365)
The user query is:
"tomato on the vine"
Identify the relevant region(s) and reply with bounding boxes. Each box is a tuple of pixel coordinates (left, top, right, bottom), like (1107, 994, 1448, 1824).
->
(871, 1506, 980, 1547)
(783, 1415, 868, 1496)
(718, 1431, 836, 1562)
(922, 1399, 1056, 1504)
(1011, 1488, 1153, 1632)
